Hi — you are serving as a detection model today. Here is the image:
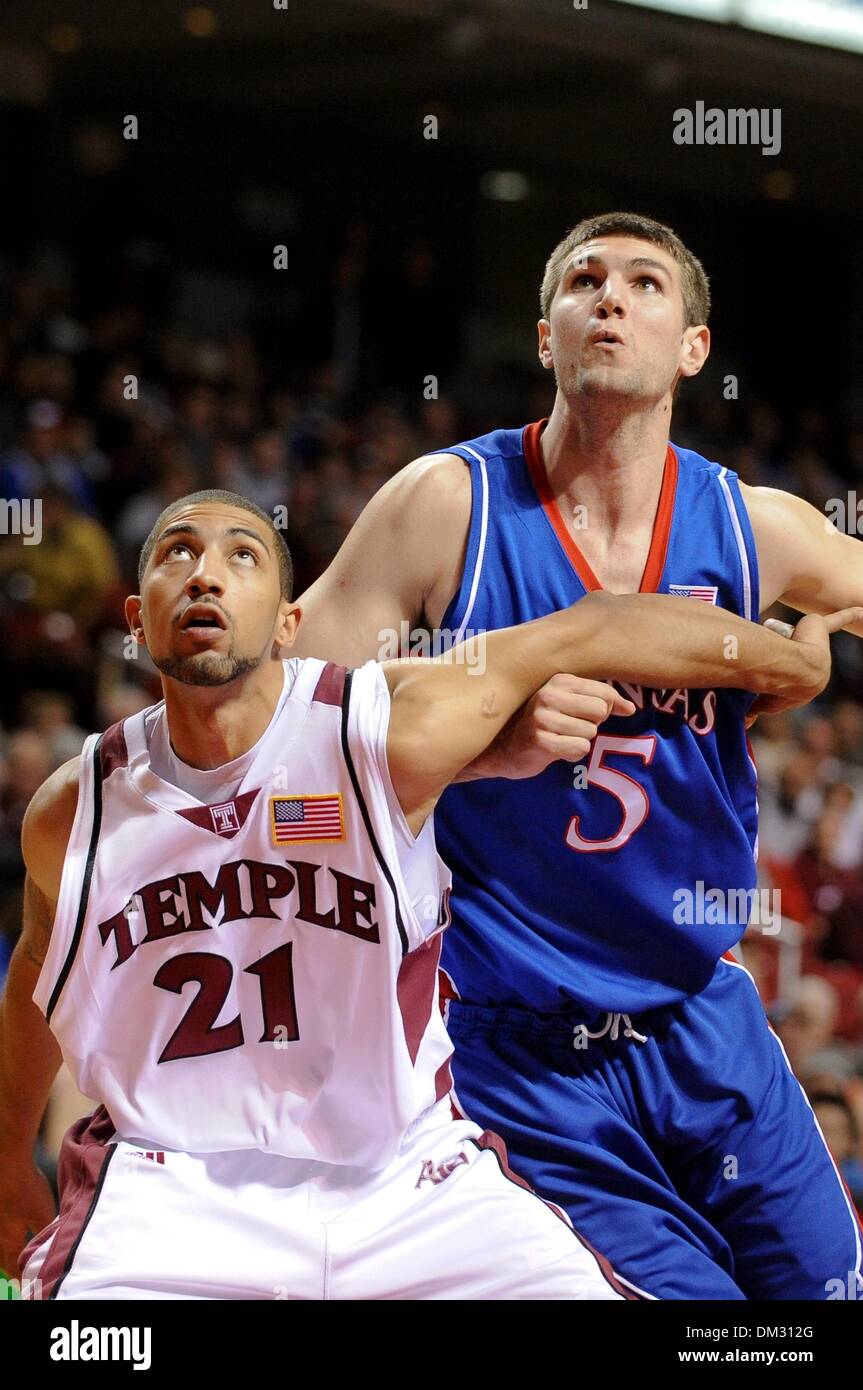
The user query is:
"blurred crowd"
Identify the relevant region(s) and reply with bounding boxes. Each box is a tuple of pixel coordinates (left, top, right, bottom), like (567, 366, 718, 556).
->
(1, 248, 862, 1209)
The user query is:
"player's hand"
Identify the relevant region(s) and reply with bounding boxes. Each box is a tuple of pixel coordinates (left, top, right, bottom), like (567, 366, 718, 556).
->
(460, 675, 636, 780)
(0, 1156, 56, 1283)
(745, 607, 863, 726)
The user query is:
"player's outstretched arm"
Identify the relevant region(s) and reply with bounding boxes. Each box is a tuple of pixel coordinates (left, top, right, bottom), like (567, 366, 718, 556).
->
(0, 758, 79, 1280)
(384, 591, 860, 826)
(744, 483, 863, 635)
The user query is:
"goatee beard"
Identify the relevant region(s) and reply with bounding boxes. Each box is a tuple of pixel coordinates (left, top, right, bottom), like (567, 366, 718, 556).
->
(153, 649, 264, 687)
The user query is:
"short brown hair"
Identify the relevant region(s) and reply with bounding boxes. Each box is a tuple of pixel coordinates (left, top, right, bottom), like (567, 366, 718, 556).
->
(540, 211, 710, 328)
(138, 489, 293, 599)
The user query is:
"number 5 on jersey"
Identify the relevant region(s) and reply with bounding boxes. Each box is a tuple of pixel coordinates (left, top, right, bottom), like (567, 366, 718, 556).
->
(566, 735, 657, 853)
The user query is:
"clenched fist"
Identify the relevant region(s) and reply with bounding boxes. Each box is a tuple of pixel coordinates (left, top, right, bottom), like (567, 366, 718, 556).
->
(463, 675, 636, 781)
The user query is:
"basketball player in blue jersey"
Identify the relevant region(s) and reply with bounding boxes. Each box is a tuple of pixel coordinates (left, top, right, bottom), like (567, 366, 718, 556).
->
(291, 211, 863, 1299)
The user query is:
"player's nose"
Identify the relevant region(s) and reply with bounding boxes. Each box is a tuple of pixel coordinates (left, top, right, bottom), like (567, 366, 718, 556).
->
(184, 547, 227, 596)
(596, 277, 626, 316)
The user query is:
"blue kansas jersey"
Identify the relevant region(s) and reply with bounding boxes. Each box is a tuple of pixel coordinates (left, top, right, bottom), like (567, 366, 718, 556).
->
(434, 420, 761, 1014)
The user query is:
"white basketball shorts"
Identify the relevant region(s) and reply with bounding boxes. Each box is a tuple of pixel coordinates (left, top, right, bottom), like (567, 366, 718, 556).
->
(22, 1099, 629, 1300)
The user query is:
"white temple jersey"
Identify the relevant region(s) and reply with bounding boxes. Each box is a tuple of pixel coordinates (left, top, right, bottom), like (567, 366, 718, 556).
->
(34, 658, 454, 1169)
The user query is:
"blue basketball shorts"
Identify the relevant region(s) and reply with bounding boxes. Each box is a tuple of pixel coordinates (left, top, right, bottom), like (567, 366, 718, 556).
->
(444, 957, 863, 1300)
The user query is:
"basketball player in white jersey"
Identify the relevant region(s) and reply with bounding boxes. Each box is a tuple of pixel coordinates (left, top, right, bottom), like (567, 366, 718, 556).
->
(0, 490, 850, 1300)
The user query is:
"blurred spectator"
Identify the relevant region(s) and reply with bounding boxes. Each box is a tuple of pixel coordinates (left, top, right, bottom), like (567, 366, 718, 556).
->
(115, 443, 199, 577)
(0, 730, 53, 888)
(178, 383, 220, 472)
(775, 975, 843, 1076)
(792, 810, 863, 970)
(96, 682, 152, 730)
(18, 690, 87, 767)
(810, 1092, 863, 1208)
(224, 428, 292, 517)
(833, 700, 863, 768)
(757, 749, 822, 865)
(0, 484, 118, 628)
(824, 780, 863, 872)
(0, 400, 96, 514)
(746, 709, 795, 784)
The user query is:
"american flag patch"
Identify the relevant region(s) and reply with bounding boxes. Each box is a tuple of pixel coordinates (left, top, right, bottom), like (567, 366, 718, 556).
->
(668, 584, 718, 604)
(270, 794, 345, 845)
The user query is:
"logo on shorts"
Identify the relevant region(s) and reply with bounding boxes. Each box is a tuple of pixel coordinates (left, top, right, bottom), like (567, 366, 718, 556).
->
(415, 1152, 469, 1188)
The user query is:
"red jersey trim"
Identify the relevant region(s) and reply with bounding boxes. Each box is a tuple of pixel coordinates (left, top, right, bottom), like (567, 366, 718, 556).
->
(521, 419, 678, 595)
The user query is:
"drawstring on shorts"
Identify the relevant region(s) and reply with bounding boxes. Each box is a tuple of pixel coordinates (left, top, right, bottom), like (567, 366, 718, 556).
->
(573, 1011, 648, 1048)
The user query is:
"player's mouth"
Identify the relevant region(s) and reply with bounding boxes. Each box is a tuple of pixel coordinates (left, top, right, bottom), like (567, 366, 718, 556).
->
(178, 603, 229, 640)
(589, 330, 625, 348)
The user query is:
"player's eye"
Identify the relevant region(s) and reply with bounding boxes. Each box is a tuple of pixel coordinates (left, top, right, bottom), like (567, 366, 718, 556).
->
(636, 276, 660, 291)
(164, 542, 193, 560)
(571, 273, 598, 288)
(234, 547, 258, 563)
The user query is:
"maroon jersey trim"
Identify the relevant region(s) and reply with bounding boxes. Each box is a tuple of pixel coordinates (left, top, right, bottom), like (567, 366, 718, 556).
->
(26, 1105, 118, 1300)
(313, 662, 348, 707)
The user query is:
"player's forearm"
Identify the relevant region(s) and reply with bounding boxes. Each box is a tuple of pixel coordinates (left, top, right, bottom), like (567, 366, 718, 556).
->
(386, 593, 616, 795)
(537, 592, 825, 699)
(387, 591, 826, 809)
(778, 587, 863, 640)
(0, 954, 62, 1156)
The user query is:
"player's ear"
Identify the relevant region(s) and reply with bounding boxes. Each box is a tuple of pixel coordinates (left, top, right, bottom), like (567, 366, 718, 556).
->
(276, 600, 301, 650)
(679, 324, 710, 380)
(125, 594, 146, 644)
(538, 319, 554, 371)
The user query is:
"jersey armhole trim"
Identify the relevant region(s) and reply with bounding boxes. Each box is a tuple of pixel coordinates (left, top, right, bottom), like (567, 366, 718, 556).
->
(451, 449, 489, 641)
(46, 733, 105, 1024)
(339, 671, 410, 956)
(717, 468, 760, 621)
(436, 449, 489, 639)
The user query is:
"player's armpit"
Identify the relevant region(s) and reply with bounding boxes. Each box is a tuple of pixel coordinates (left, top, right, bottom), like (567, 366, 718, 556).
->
(286, 453, 471, 667)
(743, 483, 863, 636)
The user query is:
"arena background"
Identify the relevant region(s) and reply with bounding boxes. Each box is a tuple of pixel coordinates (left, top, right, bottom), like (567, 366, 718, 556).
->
(1, 0, 862, 1206)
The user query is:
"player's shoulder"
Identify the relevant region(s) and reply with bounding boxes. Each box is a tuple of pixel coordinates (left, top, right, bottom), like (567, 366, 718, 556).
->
(671, 441, 728, 479)
(387, 451, 472, 519)
(22, 754, 82, 903)
(737, 481, 825, 539)
(386, 426, 526, 514)
(361, 453, 472, 582)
